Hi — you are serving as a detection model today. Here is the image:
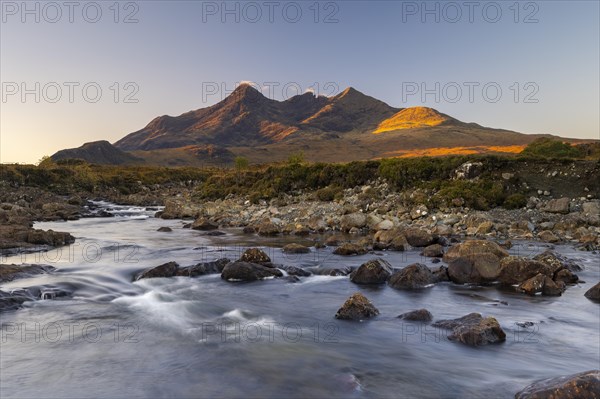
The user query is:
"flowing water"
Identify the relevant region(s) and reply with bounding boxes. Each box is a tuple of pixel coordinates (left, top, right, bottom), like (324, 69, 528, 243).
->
(1, 203, 599, 398)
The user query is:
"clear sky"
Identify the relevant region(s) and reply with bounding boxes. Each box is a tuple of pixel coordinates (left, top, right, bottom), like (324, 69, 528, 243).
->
(1, 0, 598, 164)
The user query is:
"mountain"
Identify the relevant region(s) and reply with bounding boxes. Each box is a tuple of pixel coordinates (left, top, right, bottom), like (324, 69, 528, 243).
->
(53, 84, 585, 165)
(51, 141, 142, 165)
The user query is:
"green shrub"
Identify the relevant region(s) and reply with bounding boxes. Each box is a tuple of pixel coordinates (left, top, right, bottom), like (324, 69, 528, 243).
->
(503, 193, 527, 209)
(521, 138, 583, 159)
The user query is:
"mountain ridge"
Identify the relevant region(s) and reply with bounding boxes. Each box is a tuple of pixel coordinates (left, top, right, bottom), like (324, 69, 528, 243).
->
(52, 85, 587, 166)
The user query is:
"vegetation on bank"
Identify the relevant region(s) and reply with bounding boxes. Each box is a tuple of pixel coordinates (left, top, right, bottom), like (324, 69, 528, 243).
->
(3, 140, 598, 211)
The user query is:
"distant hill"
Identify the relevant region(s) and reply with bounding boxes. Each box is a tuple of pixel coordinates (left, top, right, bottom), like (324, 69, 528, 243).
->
(51, 141, 142, 165)
(52, 84, 591, 165)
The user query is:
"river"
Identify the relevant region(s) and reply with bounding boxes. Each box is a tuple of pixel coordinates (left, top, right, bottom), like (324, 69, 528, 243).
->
(1, 203, 599, 398)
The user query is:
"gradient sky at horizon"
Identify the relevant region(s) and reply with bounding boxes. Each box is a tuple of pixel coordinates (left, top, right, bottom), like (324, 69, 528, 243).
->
(1, 0, 599, 164)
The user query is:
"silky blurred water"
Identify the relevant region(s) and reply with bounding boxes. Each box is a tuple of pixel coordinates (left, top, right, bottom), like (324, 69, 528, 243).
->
(1, 203, 599, 398)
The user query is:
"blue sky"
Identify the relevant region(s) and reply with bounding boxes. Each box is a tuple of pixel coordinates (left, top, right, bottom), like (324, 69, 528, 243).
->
(1, 0, 598, 163)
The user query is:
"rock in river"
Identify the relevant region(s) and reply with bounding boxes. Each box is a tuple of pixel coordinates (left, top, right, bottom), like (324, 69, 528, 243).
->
(239, 248, 271, 264)
(443, 240, 509, 263)
(335, 293, 379, 321)
(282, 243, 310, 254)
(350, 258, 393, 285)
(134, 262, 179, 281)
(498, 257, 553, 285)
(515, 370, 600, 399)
(388, 263, 436, 289)
(584, 282, 600, 301)
(191, 217, 219, 231)
(333, 242, 368, 256)
(221, 262, 283, 282)
(432, 312, 506, 346)
(398, 309, 433, 322)
(447, 254, 502, 284)
(177, 258, 231, 277)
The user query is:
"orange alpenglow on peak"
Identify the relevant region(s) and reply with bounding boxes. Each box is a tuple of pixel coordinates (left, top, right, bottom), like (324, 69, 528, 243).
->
(374, 106, 453, 133)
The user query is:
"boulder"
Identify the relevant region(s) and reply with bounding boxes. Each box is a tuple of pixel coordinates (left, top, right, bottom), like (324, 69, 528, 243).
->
(544, 197, 570, 214)
(335, 293, 379, 321)
(307, 216, 327, 232)
(554, 269, 579, 284)
(257, 221, 280, 236)
(515, 370, 600, 399)
(176, 258, 231, 277)
(282, 243, 310, 254)
(157, 227, 172, 232)
(432, 312, 506, 346)
(448, 254, 502, 284)
(191, 218, 219, 231)
(584, 282, 600, 301)
(26, 229, 75, 247)
(421, 244, 444, 258)
(350, 258, 393, 284)
(443, 240, 509, 263)
(238, 248, 271, 264)
(134, 262, 179, 281)
(333, 243, 368, 256)
(517, 273, 547, 295)
(280, 265, 312, 277)
(0, 264, 55, 283)
(398, 309, 433, 322)
(242, 226, 256, 234)
(324, 235, 341, 246)
(221, 262, 283, 281)
(537, 230, 559, 243)
(498, 257, 553, 285)
(341, 213, 367, 231)
(453, 161, 484, 180)
(431, 265, 450, 283)
(404, 228, 435, 247)
(533, 250, 583, 272)
(388, 263, 435, 289)
(374, 220, 394, 231)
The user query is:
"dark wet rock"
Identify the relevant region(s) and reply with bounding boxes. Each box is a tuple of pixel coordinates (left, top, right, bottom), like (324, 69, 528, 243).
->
(39, 288, 71, 300)
(221, 262, 283, 281)
(280, 265, 312, 277)
(282, 243, 310, 254)
(537, 230, 560, 243)
(333, 243, 368, 256)
(239, 248, 271, 264)
(284, 275, 301, 283)
(324, 235, 341, 247)
(443, 240, 509, 263)
(0, 264, 56, 283)
(182, 223, 192, 229)
(515, 370, 600, 399)
(26, 229, 75, 246)
(388, 263, 435, 289)
(398, 308, 433, 322)
(448, 254, 502, 284)
(433, 313, 506, 346)
(431, 265, 449, 282)
(335, 292, 379, 321)
(242, 226, 256, 234)
(499, 257, 553, 285)
(134, 262, 179, 281)
(310, 267, 353, 276)
(374, 228, 408, 250)
(584, 282, 600, 301)
(543, 197, 571, 214)
(157, 227, 172, 232)
(404, 228, 435, 247)
(542, 278, 565, 296)
(204, 230, 226, 236)
(293, 226, 310, 236)
(0, 289, 33, 312)
(421, 244, 444, 258)
(176, 258, 231, 277)
(257, 221, 280, 236)
(191, 217, 219, 231)
(533, 250, 583, 273)
(350, 258, 393, 285)
(517, 273, 544, 295)
(554, 269, 579, 285)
